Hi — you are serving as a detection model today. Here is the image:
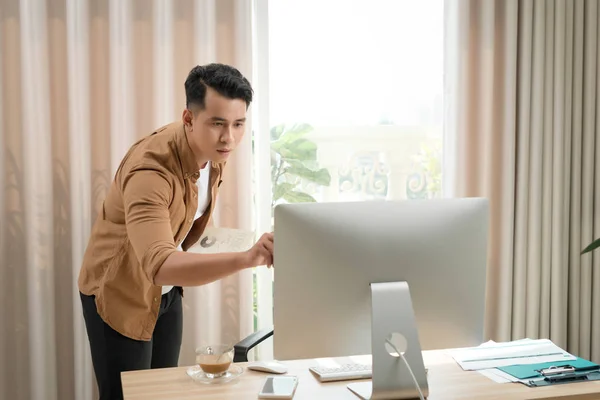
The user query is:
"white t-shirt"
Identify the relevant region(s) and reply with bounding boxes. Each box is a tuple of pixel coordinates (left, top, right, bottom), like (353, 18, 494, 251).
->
(161, 162, 211, 294)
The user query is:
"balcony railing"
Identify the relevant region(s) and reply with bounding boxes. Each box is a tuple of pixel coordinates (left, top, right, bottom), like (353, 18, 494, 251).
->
(301, 124, 442, 202)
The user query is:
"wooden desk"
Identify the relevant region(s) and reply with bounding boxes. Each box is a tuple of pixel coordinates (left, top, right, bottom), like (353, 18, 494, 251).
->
(122, 350, 600, 399)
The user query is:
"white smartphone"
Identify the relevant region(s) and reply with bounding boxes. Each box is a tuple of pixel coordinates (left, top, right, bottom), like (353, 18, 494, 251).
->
(257, 376, 299, 399)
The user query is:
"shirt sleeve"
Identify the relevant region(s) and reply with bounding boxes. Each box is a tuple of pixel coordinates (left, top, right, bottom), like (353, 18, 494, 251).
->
(121, 166, 177, 283)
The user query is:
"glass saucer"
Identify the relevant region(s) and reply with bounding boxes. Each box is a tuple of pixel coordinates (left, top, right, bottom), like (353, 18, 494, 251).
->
(186, 364, 244, 384)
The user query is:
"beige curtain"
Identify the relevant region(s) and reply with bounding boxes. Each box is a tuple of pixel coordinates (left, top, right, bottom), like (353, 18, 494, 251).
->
(0, 1, 254, 399)
(445, 0, 600, 361)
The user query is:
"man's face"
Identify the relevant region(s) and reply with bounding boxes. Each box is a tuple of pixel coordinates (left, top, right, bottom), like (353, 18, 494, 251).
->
(183, 87, 247, 164)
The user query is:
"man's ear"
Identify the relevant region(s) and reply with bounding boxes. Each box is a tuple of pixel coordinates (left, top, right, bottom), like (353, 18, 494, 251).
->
(182, 108, 194, 127)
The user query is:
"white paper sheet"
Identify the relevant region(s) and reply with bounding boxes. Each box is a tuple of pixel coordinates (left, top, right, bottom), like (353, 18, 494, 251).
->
(447, 338, 576, 371)
(477, 368, 519, 383)
(193, 227, 256, 254)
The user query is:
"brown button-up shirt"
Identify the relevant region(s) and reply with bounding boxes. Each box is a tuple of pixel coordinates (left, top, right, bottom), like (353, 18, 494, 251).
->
(78, 121, 224, 341)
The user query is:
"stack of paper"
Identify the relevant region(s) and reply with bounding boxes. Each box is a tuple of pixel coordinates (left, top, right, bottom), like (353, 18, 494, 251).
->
(447, 339, 577, 384)
(192, 227, 256, 254)
(477, 368, 520, 383)
(448, 338, 575, 371)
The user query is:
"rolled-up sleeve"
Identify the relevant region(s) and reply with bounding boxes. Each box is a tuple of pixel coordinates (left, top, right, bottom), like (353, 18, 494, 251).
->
(121, 166, 177, 283)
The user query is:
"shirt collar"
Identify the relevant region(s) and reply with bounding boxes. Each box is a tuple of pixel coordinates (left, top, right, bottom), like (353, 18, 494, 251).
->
(175, 122, 202, 181)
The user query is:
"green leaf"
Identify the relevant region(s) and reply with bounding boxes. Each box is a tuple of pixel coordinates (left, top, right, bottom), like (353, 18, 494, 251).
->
(279, 158, 320, 173)
(270, 135, 304, 152)
(286, 166, 331, 186)
(270, 124, 286, 141)
(283, 123, 313, 137)
(280, 158, 304, 168)
(270, 140, 284, 153)
(283, 191, 317, 203)
(278, 138, 317, 160)
(271, 124, 313, 145)
(273, 182, 295, 201)
(582, 238, 600, 255)
(270, 123, 312, 142)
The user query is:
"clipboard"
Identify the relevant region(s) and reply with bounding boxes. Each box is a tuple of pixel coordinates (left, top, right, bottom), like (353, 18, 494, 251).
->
(524, 366, 600, 387)
(498, 358, 600, 387)
(194, 227, 256, 254)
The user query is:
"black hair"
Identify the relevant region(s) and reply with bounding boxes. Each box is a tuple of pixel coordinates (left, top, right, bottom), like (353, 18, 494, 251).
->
(184, 63, 253, 110)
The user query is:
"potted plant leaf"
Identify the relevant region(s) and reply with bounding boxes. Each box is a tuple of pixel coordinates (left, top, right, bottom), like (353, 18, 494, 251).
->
(270, 123, 331, 208)
(582, 238, 600, 255)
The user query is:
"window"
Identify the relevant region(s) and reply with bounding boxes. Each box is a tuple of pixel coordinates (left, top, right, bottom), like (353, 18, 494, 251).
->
(252, 0, 445, 358)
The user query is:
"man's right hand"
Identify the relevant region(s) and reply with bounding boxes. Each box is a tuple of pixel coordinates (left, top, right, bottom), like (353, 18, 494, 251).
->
(244, 232, 274, 268)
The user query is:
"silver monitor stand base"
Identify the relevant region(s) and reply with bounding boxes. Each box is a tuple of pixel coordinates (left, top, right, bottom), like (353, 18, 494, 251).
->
(347, 282, 429, 400)
(347, 381, 373, 399)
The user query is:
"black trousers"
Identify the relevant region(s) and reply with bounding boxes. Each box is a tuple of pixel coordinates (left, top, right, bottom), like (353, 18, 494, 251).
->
(80, 288, 183, 400)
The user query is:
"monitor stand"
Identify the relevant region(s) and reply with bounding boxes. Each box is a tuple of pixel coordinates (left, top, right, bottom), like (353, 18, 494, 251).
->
(347, 282, 429, 400)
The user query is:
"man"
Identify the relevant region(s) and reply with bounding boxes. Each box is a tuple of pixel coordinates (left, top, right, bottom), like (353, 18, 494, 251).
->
(78, 63, 273, 400)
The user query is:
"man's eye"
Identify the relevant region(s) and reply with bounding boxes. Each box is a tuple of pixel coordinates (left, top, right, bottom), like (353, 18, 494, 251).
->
(213, 122, 224, 127)
(234, 123, 244, 128)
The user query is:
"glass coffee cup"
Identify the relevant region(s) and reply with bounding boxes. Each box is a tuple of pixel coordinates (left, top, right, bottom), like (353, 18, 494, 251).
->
(195, 345, 235, 378)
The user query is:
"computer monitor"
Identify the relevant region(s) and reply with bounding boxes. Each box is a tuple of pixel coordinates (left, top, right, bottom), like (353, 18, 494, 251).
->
(272, 198, 489, 398)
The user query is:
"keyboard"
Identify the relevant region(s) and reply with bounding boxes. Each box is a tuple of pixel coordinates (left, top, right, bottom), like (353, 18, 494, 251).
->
(309, 363, 372, 382)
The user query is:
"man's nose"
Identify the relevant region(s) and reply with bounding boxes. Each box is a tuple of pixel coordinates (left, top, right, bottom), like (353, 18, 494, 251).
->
(221, 128, 234, 144)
